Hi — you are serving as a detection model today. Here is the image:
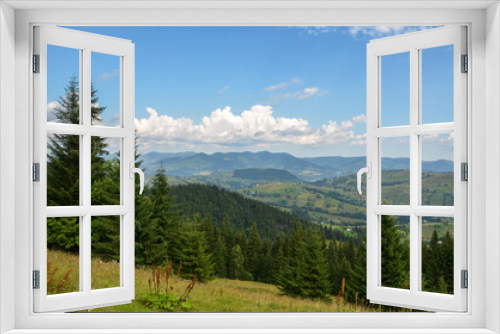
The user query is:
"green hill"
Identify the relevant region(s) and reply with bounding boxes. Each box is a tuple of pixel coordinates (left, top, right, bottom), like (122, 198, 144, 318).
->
(233, 168, 303, 183)
(170, 183, 306, 239)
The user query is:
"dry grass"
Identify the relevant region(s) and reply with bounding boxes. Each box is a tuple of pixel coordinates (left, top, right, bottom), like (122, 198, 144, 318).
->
(48, 250, 392, 313)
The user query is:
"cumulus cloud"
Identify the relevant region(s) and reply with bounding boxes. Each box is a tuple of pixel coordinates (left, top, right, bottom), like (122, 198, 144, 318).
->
(350, 133, 367, 146)
(352, 114, 366, 123)
(135, 105, 363, 149)
(347, 26, 438, 39)
(47, 101, 60, 122)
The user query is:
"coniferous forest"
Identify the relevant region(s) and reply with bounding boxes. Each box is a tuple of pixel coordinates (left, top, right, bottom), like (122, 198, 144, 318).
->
(46, 77, 455, 312)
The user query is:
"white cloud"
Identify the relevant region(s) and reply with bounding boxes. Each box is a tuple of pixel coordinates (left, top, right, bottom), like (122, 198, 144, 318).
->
(293, 26, 337, 35)
(265, 78, 302, 91)
(95, 69, 119, 84)
(47, 101, 60, 122)
(421, 133, 454, 146)
(135, 105, 362, 149)
(265, 82, 289, 91)
(352, 114, 366, 123)
(280, 87, 327, 100)
(347, 26, 438, 39)
(350, 133, 367, 146)
(218, 86, 230, 94)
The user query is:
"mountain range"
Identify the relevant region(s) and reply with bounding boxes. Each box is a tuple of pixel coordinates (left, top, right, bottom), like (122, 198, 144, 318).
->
(140, 151, 453, 182)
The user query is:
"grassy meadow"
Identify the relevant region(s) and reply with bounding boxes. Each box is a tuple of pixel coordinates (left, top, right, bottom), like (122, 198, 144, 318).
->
(48, 250, 395, 313)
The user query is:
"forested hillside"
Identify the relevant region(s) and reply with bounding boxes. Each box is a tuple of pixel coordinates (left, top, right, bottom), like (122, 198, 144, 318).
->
(170, 183, 350, 242)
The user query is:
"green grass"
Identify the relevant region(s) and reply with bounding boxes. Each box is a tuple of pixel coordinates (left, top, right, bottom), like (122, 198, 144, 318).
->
(48, 250, 396, 313)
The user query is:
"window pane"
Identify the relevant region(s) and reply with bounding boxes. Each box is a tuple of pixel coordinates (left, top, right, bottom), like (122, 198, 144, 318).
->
(421, 133, 454, 206)
(47, 134, 80, 206)
(421, 45, 454, 124)
(381, 137, 410, 205)
(91, 216, 121, 290)
(47, 217, 80, 295)
(381, 215, 410, 289)
(421, 216, 454, 294)
(47, 45, 80, 124)
(381, 52, 410, 127)
(91, 137, 121, 206)
(91, 52, 121, 127)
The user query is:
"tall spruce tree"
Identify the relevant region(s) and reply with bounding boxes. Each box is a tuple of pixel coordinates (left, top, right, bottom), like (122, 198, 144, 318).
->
(246, 222, 262, 280)
(175, 222, 214, 282)
(348, 241, 367, 302)
(47, 76, 110, 252)
(302, 229, 330, 299)
(149, 162, 181, 261)
(213, 231, 228, 278)
(278, 223, 306, 297)
(381, 215, 409, 289)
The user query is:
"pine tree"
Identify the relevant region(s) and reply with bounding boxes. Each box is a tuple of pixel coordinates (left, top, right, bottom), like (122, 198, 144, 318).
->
(348, 241, 367, 301)
(423, 229, 441, 292)
(221, 217, 235, 279)
(47, 76, 109, 252)
(213, 231, 228, 278)
(278, 223, 306, 297)
(175, 222, 214, 282)
(246, 222, 262, 280)
(271, 234, 285, 284)
(381, 215, 409, 289)
(259, 239, 274, 284)
(149, 162, 181, 261)
(302, 229, 330, 299)
(233, 244, 252, 281)
(441, 231, 454, 293)
(327, 240, 341, 294)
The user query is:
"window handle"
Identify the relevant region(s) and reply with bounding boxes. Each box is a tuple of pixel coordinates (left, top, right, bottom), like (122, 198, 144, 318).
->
(129, 162, 145, 195)
(357, 162, 371, 195)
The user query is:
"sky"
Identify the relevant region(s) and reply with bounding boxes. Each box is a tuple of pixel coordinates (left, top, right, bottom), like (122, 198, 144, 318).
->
(47, 26, 454, 160)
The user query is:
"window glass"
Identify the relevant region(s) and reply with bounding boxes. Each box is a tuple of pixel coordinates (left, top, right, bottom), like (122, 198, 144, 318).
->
(421, 216, 454, 294)
(91, 216, 121, 290)
(47, 217, 80, 295)
(47, 45, 80, 124)
(47, 134, 80, 206)
(421, 45, 454, 124)
(381, 137, 410, 205)
(91, 52, 121, 127)
(381, 52, 410, 127)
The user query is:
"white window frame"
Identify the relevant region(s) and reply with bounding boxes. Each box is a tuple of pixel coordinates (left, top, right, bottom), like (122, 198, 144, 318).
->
(365, 26, 467, 312)
(0, 1, 499, 333)
(33, 26, 136, 312)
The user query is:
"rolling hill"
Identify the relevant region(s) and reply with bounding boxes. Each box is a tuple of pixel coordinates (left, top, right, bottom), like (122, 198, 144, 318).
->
(233, 168, 303, 183)
(141, 151, 453, 181)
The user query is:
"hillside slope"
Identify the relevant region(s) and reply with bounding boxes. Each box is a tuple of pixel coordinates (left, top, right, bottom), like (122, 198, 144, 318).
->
(170, 183, 309, 239)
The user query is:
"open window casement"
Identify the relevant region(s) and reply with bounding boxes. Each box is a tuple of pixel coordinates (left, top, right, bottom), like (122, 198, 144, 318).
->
(33, 26, 141, 312)
(361, 26, 467, 312)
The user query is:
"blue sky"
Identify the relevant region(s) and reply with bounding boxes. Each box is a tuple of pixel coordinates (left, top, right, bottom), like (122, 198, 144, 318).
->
(47, 26, 454, 160)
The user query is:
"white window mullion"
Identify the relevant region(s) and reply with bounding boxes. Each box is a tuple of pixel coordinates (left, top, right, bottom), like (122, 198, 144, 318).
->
(409, 46, 419, 294)
(81, 48, 92, 295)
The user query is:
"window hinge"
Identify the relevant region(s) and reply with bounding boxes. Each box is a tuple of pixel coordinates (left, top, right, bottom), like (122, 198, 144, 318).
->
(461, 270, 468, 289)
(461, 162, 468, 181)
(33, 54, 40, 73)
(33, 163, 40, 182)
(461, 54, 468, 73)
(33, 270, 40, 289)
